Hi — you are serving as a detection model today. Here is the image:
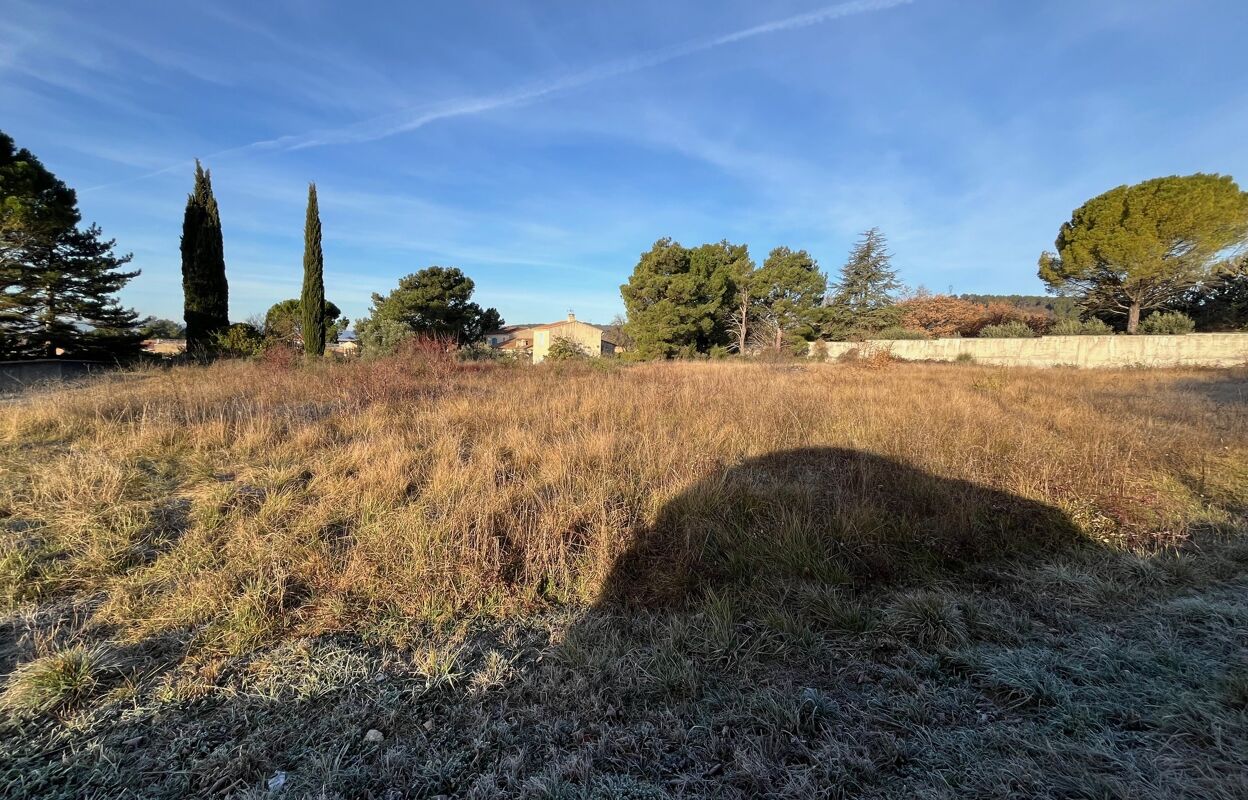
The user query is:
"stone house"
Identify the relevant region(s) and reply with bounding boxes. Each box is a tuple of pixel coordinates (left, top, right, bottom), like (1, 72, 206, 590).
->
(484, 325, 536, 359)
(486, 313, 618, 363)
(530, 313, 618, 363)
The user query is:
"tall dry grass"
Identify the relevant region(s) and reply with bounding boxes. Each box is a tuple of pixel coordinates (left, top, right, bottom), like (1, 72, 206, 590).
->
(1, 357, 1245, 651)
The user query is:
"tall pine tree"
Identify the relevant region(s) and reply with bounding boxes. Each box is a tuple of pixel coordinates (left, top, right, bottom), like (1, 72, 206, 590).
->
(301, 183, 326, 356)
(0, 130, 142, 360)
(753, 246, 827, 352)
(825, 227, 902, 336)
(181, 161, 228, 358)
(620, 238, 747, 358)
(358, 266, 502, 347)
(620, 238, 698, 359)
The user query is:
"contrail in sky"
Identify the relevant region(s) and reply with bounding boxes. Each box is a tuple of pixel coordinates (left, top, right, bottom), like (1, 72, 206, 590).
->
(86, 0, 912, 190)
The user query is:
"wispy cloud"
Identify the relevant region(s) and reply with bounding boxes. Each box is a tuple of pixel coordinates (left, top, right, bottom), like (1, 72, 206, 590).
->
(87, 0, 912, 190)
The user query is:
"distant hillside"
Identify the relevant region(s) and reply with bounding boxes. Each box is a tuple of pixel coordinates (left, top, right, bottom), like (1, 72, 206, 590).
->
(957, 294, 1081, 320)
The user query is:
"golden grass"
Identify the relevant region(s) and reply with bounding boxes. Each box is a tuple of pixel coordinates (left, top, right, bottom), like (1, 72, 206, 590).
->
(1, 357, 1245, 651)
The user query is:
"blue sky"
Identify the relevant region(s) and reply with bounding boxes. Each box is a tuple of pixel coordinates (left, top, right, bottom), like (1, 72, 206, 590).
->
(3, 0, 1246, 326)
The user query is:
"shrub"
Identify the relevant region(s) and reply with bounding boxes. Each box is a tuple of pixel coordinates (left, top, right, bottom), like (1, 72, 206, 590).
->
(1050, 318, 1113, 336)
(357, 317, 415, 356)
(256, 342, 301, 370)
(546, 336, 591, 361)
(1139, 311, 1196, 335)
(1080, 318, 1114, 335)
(854, 343, 895, 369)
(865, 326, 928, 340)
(809, 340, 828, 362)
(214, 323, 264, 358)
(394, 335, 458, 384)
(458, 342, 505, 362)
(900, 295, 1053, 338)
(978, 321, 1038, 338)
(982, 302, 1053, 334)
(898, 295, 988, 338)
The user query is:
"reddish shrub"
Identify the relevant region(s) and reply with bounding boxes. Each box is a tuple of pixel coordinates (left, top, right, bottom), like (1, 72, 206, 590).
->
(899, 296, 1054, 337)
(257, 343, 301, 371)
(898, 295, 988, 337)
(982, 303, 1053, 334)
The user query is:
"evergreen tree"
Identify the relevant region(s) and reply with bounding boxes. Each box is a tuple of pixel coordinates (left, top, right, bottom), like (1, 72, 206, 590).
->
(0, 130, 142, 359)
(620, 238, 747, 358)
(301, 183, 326, 356)
(754, 246, 827, 352)
(825, 228, 902, 335)
(726, 254, 758, 354)
(360, 266, 502, 345)
(1039, 174, 1248, 333)
(1180, 257, 1248, 331)
(688, 240, 750, 351)
(181, 161, 229, 357)
(264, 298, 347, 343)
(620, 238, 697, 359)
(138, 318, 185, 339)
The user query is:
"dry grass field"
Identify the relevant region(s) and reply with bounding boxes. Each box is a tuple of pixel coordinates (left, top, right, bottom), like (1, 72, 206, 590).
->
(1, 355, 1247, 798)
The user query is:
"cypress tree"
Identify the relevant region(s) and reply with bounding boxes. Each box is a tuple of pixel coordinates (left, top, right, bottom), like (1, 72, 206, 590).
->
(301, 182, 326, 356)
(181, 161, 228, 358)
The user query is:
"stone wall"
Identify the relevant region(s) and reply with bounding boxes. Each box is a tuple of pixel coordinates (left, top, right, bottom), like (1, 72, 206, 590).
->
(809, 333, 1248, 368)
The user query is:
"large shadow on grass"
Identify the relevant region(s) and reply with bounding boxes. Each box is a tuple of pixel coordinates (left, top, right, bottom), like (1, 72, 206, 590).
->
(1174, 370, 1248, 407)
(15, 449, 1242, 799)
(600, 447, 1088, 607)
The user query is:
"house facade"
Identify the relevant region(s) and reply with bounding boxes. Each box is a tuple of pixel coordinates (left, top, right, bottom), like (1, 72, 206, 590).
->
(484, 325, 536, 358)
(531, 313, 615, 363)
(486, 313, 617, 363)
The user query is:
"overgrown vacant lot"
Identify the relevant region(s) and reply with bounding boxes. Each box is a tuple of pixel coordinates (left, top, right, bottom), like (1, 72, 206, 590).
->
(2, 357, 1247, 799)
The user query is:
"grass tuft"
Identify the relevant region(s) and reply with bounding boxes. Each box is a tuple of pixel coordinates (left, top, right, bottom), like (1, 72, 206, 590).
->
(1, 644, 117, 715)
(883, 590, 969, 648)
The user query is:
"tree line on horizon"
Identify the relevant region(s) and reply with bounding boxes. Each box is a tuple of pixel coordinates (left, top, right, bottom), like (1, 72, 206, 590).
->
(0, 129, 506, 361)
(3, 125, 1247, 362)
(620, 173, 1248, 355)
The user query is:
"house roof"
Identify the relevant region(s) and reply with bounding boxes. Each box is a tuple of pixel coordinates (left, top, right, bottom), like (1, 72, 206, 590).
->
(530, 318, 602, 332)
(484, 324, 537, 337)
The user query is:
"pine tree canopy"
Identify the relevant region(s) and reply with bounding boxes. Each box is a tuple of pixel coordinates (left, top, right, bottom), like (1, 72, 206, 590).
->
(181, 160, 229, 357)
(620, 238, 750, 358)
(0, 130, 141, 360)
(301, 182, 327, 356)
(265, 298, 347, 342)
(1177, 256, 1248, 332)
(361, 266, 502, 345)
(753, 246, 827, 350)
(1038, 173, 1248, 333)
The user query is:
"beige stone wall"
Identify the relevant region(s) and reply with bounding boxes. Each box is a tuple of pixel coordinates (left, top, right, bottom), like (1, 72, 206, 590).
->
(532, 320, 604, 363)
(809, 333, 1248, 368)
